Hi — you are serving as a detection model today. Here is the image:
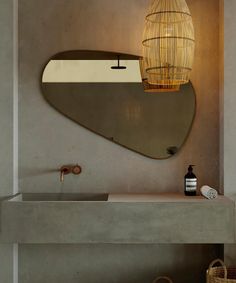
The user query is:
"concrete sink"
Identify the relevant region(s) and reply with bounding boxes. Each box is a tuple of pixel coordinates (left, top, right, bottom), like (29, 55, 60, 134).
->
(8, 193, 109, 202)
(0, 193, 234, 244)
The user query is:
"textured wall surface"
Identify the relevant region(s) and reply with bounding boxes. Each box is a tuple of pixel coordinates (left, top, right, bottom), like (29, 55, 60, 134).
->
(223, 0, 236, 198)
(0, 0, 16, 282)
(17, 0, 222, 282)
(19, 244, 222, 283)
(0, 244, 14, 283)
(0, 0, 14, 196)
(223, 0, 236, 264)
(19, 0, 220, 194)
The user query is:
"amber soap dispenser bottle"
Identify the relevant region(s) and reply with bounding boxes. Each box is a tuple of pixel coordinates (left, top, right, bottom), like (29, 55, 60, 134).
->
(184, 165, 197, 196)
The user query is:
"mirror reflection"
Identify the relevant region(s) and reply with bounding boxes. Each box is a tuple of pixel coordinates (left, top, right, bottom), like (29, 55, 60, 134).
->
(41, 50, 196, 159)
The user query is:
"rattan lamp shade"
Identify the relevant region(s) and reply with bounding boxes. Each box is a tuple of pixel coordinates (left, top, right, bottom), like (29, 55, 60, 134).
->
(141, 0, 195, 92)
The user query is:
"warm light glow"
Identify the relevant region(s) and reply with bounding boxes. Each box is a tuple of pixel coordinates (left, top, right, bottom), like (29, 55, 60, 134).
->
(141, 0, 195, 92)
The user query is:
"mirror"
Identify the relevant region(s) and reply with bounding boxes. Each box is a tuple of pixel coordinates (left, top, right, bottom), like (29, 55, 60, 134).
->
(41, 50, 196, 159)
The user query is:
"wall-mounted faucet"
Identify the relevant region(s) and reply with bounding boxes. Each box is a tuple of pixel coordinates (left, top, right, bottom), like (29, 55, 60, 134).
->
(60, 164, 82, 182)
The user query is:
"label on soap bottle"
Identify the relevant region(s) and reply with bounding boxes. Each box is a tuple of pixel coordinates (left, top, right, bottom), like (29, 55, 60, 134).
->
(185, 178, 197, 192)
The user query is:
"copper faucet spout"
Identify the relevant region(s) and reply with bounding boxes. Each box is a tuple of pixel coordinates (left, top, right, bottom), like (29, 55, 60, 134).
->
(60, 170, 65, 183)
(59, 165, 82, 182)
(60, 166, 71, 182)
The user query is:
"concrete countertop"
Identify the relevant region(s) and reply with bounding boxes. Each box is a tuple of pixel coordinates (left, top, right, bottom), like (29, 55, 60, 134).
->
(108, 193, 231, 203)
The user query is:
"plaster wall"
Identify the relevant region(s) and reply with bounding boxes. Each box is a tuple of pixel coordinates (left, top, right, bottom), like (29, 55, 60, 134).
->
(0, 244, 14, 283)
(223, 0, 236, 198)
(19, 0, 220, 194)
(19, 244, 222, 283)
(222, 0, 236, 265)
(0, 0, 221, 282)
(0, 0, 17, 282)
(0, 0, 14, 196)
(16, 0, 222, 282)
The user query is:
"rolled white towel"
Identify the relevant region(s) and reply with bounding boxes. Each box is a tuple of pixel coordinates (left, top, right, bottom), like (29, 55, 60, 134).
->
(200, 185, 218, 200)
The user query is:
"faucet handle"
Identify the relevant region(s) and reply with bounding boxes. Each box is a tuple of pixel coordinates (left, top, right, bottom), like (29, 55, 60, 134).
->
(72, 164, 82, 175)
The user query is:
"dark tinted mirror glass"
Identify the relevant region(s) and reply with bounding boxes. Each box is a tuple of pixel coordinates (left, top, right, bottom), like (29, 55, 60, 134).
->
(41, 50, 196, 159)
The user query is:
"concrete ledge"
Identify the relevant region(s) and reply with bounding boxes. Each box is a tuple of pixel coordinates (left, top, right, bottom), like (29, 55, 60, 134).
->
(0, 194, 234, 244)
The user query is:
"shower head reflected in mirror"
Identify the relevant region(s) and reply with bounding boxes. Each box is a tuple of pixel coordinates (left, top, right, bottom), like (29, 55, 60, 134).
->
(111, 55, 127, 70)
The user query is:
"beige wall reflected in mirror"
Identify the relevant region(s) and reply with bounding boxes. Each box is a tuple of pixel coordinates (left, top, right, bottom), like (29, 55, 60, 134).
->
(43, 60, 141, 83)
(41, 50, 196, 159)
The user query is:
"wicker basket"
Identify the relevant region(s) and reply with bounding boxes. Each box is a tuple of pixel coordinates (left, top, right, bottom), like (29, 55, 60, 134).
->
(207, 259, 236, 283)
(152, 276, 173, 283)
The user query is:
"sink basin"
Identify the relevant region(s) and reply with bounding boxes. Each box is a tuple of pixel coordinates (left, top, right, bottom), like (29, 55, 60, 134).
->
(9, 193, 109, 202)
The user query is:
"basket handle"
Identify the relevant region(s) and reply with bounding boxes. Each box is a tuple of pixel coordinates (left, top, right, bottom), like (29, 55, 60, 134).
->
(152, 276, 173, 283)
(208, 259, 227, 279)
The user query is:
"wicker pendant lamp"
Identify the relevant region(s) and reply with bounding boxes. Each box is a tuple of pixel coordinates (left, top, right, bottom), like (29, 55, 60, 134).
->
(141, 0, 195, 92)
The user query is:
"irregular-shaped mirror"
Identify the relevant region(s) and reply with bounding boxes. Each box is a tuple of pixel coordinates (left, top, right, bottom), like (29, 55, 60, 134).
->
(41, 50, 196, 159)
